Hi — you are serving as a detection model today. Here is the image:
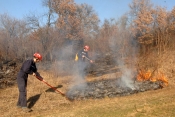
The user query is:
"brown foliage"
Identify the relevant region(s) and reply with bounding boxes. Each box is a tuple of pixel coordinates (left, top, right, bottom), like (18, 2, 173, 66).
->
(50, 0, 99, 41)
(130, 0, 154, 39)
(51, 0, 81, 40)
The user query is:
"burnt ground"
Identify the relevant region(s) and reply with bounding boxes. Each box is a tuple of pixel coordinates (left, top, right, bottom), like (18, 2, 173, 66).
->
(0, 56, 165, 91)
(65, 54, 166, 100)
(0, 59, 22, 88)
(0, 55, 166, 101)
(0, 55, 174, 117)
(66, 79, 163, 100)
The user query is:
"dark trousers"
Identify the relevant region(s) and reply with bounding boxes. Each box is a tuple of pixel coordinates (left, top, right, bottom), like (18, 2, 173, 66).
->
(77, 61, 86, 79)
(17, 72, 28, 107)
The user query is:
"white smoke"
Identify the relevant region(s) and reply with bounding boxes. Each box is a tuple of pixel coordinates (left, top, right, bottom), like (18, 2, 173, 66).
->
(119, 66, 136, 89)
(109, 27, 137, 90)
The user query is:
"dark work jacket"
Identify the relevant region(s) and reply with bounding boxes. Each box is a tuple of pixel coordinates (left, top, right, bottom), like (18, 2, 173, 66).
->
(17, 59, 37, 79)
(77, 49, 90, 62)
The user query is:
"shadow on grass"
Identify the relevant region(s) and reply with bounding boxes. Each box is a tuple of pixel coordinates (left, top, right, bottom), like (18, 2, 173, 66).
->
(45, 85, 63, 92)
(27, 94, 41, 108)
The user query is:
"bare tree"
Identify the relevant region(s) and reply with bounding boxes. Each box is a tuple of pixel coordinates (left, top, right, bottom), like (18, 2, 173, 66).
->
(26, 0, 58, 61)
(153, 7, 169, 54)
(75, 3, 99, 40)
(168, 6, 175, 48)
(0, 13, 30, 60)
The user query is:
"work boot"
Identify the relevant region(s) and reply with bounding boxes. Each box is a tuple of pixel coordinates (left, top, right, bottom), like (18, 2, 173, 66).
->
(22, 107, 32, 112)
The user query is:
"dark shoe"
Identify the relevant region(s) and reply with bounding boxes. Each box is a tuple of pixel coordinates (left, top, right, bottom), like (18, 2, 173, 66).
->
(22, 107, 32, 112)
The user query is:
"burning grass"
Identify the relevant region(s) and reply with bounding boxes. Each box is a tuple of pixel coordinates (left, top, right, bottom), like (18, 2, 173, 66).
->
(137, 69, 168, 87)
(65, 69, 168, 101)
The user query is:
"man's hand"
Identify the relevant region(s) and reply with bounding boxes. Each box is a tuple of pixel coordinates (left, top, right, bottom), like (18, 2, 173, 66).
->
(35, 72, 40, 76)
(90, 60, 94, 63)
(33, 72, 36, 76)
(34, 72, 43, 81)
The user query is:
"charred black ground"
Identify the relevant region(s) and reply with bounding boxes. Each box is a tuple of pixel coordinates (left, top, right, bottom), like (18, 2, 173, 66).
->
(0, 59, 21, 88)
(0, 55, 165, 101)
(65, 54, 164, 101)
(66, 78, 163, 100)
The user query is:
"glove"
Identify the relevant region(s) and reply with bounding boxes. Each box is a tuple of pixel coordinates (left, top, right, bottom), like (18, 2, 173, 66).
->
(35, 72, 43, 81)
(36, 75, 43, 81)
(38, 76, 43, 81)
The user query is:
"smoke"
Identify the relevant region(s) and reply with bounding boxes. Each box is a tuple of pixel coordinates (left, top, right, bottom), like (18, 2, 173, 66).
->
(70, 59, 89, 92)
(51, 43, 89, 93)
(109, 28, 138, 90)
(50, 44, 75, 76)
(51, 28, 138, 95)
(118, 65, 136, 89)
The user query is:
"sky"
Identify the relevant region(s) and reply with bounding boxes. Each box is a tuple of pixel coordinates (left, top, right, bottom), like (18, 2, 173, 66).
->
(0, 0, 175, 23)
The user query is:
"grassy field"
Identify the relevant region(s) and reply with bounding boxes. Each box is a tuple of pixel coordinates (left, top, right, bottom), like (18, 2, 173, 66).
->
(0, 71, 175, 117)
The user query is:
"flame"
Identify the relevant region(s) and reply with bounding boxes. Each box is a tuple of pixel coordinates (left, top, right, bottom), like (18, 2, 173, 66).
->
(137, 69, 168, 86)
(137, 70, 151, 81)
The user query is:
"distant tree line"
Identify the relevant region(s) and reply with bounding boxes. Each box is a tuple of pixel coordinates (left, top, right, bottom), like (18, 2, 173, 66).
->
(0, 0, 175, 64)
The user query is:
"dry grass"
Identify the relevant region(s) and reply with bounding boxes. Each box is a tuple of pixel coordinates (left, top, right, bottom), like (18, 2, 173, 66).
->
(0, 70, 175, 117)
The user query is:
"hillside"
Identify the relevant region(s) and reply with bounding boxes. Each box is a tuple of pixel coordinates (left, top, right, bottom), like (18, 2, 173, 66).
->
(0, 58, 175, 117)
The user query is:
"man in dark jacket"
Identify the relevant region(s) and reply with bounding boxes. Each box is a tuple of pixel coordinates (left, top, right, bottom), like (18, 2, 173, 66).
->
(77, 45, 93, 79)
(16, 53, 42, 112)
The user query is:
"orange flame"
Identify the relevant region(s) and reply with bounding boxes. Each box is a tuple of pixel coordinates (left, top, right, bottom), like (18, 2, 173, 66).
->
(137, 70, 168, 86)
